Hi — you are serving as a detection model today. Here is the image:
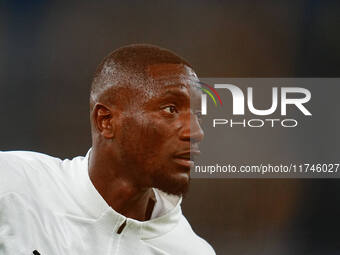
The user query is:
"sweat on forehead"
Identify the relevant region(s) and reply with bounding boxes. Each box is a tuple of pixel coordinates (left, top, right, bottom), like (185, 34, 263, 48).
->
(89, 44, 193, 109)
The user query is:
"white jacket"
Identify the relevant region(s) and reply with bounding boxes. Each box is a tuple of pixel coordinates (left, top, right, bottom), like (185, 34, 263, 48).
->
(0, 150, 215, 255)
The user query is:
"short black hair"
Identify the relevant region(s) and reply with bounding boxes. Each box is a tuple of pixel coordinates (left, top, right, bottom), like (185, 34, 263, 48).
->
(90, 44, 192, 110)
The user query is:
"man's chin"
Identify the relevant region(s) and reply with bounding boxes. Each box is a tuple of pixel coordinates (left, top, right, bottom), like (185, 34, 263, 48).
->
(152, 172, 190, 196)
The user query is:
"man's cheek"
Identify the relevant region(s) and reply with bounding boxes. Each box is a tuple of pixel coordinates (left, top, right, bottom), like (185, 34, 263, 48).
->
(142, 123, 166, 154)
(119, 117, 144, 154)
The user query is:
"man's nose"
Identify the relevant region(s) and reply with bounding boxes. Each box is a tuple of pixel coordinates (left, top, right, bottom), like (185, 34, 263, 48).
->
(179, 113, 204, 143)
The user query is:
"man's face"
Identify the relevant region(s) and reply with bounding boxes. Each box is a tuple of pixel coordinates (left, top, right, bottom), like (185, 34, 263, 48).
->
(115, 64, 204, 195)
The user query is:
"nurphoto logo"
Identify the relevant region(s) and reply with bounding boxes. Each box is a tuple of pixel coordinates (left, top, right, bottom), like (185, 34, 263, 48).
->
(200, 82, 312, 128)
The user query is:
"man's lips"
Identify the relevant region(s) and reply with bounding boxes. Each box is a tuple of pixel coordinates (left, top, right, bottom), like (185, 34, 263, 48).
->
(173, 150, 200, 168)
(174, 150, 201, 159)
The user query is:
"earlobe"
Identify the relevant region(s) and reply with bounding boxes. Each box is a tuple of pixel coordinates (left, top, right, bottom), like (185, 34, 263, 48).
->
(93, 103, 115, 139)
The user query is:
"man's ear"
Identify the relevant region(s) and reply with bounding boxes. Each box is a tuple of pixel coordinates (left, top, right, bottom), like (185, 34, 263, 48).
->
(93, 103, 116, 139)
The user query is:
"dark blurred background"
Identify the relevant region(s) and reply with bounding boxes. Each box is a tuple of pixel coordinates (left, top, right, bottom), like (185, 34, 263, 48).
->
(1, 0, 340, 254)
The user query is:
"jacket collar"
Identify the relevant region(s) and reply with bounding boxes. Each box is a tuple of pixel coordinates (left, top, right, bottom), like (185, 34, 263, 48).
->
(77, 148, 182, 239)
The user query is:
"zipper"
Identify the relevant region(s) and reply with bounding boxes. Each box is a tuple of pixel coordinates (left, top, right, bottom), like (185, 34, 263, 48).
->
(116, 219, 127, 234)
(112, 219, 127, 255)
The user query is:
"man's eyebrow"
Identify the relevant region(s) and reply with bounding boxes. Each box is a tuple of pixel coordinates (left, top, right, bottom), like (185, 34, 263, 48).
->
(145, 88, 189, 108)
(160, 87, 189, 98)
(162, 83, 186, 89)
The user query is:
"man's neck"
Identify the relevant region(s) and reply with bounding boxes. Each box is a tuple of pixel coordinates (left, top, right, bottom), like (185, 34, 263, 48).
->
(88, 148, 155, 221)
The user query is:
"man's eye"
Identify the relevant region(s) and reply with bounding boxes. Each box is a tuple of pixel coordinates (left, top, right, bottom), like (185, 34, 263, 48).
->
(163, 105, 178, 114)
(195, 111, 203, 122)
(195, 111, 202, 118)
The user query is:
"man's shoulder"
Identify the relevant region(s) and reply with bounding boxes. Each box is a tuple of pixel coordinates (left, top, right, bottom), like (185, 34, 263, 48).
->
(150, 190, 216, 254)
(150, 212, 215, 255)
(0, 150, 62, 169)
(0, 150, 86, 196)
(0, 151, 61, 193)
(0, 150, 87, 172)
(177, 214, 216, 254)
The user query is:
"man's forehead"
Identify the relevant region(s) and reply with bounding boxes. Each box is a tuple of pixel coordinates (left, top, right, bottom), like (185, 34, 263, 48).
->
(151, 80, 203, 102)
(146, 63, 198, 80)
(120, 63, 201, 103)
(145, 63, 200, 91)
